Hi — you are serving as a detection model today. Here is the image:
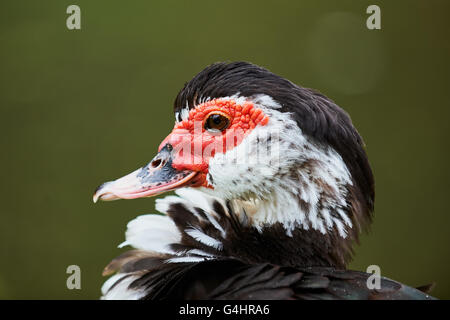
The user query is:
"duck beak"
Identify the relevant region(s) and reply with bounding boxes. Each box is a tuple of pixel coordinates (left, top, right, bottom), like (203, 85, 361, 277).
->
(93, 144, 197, 203)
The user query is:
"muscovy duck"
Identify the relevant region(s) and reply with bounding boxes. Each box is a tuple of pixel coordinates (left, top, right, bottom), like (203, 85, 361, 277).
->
(93, 62, 435, 300)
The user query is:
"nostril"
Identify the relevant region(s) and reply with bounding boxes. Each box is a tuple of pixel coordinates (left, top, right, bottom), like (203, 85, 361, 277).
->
(151, 159, 162, 168)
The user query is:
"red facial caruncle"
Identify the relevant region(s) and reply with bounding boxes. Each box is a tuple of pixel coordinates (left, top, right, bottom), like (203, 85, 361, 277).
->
(93, 98, 269, 202)
(159, 99, 269, 187)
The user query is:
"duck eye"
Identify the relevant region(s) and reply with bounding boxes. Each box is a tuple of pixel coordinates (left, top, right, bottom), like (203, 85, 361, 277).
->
(204, 113, 230, 132)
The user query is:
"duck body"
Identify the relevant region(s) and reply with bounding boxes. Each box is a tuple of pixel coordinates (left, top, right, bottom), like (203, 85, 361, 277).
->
(94, 62, 436, 300)
(101, 196, 434, 300)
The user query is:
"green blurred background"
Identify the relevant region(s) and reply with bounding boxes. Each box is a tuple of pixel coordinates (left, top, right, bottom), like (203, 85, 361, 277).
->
(0, 0, 449, 299)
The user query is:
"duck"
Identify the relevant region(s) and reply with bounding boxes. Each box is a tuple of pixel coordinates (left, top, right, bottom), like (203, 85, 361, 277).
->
(93, 61, 435, 300)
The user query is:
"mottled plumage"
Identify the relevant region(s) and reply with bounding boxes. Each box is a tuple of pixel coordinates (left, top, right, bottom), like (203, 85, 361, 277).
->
(95, 62, 435, 300)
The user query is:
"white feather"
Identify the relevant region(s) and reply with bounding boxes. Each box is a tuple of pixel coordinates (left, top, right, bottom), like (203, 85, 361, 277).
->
(166, 256, 207, 263)
(185, 228, 223, 250)
(101, 274, 146, 300)
(187, 249, 215, 257)
(180, 103, 190, 121)
(119, 214, 181, 254)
